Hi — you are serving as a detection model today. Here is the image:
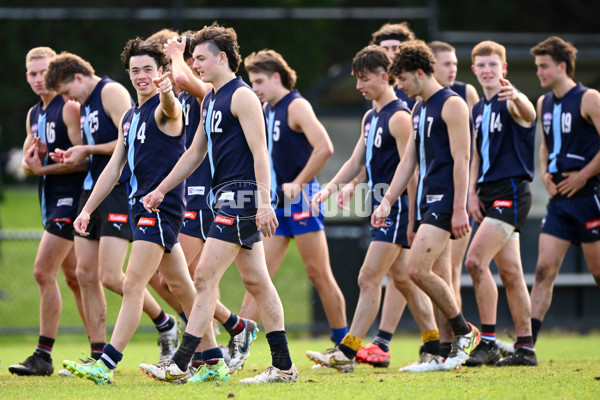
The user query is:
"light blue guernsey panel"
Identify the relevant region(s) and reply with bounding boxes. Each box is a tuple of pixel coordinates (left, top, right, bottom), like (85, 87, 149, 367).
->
(365, 114, 379, 192)
(267, 110, 278, 203)
(82, 105, 95, 190)
(477, 103, 492, 183)
(126, 112, 140, 197)
(548, 103, 562, 174)
(416, 107, 427, 220)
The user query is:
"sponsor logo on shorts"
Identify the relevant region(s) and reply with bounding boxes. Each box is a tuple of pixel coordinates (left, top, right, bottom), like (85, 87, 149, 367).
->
(108, 213, 129, 223)
(138, 217, 156, 226)
(185, 211, 197, 220)
(493, 200, 513, 208)
(57, 197, 74, 207)
(585, 219, 600, 230)
(52, 217, 73, 223)
(214, 215, 234, 225)
(188, 186, 205, 196)
(292, 210, 311, 221)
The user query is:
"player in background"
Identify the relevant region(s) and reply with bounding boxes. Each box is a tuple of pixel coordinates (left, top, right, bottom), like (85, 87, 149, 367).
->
(61, 38, 196, 385)
(306, 45, 438, 373)
(464, 41, 537, 367)
(45, 52, 180, 363)
(529, 36, 600, 346)
(9, 47, 88, 377)
(140, 23, 298, 384)
(372, 40, 480, 371)
(242, 49, 348, 346)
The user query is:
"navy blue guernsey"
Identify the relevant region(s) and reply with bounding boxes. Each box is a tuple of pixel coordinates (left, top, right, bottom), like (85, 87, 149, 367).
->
(265, 90, 315, 207)
(179, 91, 213, 210)
(202, 77, 258, 209)
(541, 83, 600, 184)
(81, 76, 131, 190)
(394, 87, 416, 110)
(472, 90, 535, 183)
(450, 81, 467, 101)
(364, 99, 410, 210)
(30, 95, 85, 225)
(412, 87, 459, 220)
(122, 93, 185, 216)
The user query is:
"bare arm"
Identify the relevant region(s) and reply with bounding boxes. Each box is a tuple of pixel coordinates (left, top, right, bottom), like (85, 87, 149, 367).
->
(22, 109, 35, 175)
(165, 37, 211, 99)
(500, 78, 536, 125)
(153, 71, 184, 135)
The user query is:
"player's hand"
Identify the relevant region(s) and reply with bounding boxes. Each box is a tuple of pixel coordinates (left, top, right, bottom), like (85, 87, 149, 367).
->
(451, 209, 471, 239)
(282, 182, 301, 201)
(24, 140, 43, 174)
(371, 198, 392, 228)
(143, 190, 164, 213)
(542, 172, 558, 198)
(468, 191, 485, 224)
(557, 171, 587, 198)
(164, 37, 186, 59)
(62, 145, 88, 165)
(153, 71, 173, 94)
(311, 188, 330, 214)
(31, 136, 48, 160)
(498, 78, 517, 102)
(49, 148, 66, 163)
(74, 211, 91, 236)
(256, 204, 278, 237)
(336, 183, 356, 211)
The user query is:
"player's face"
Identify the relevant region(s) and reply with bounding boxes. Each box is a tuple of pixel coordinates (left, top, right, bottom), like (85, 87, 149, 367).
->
(56, 76, 87, 104)
(355, 69, 387, 101)
(26, 58, 51, 96)
(128, 55, 160, 96)
(379, 39, 402, 58)
(434, 51, 458, 87)
(192, 43, 221, 83)
(248, 71, 277, 104)
(472, 54, 506, 90)
(535, 55, 561, 88)
(395, 71, 419, 98)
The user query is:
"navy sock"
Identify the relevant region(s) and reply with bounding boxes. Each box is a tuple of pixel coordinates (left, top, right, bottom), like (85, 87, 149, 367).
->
(531, 318, 542, 344)
(440, 342, 452, 359)
(35, 335, 54, 361)
(153, 312, 174, 333)
(178, 312, 188, 324)
(100, 343, 123, 370)
(91, 342, 105, 360)
(372, 330, 393, 352)
(423, 339, 440, 356)
(201, 347, 224, 365)
(448, 313, 470, 336)
(331, 327, 349, 346)
(266, 330, 292, 370)
(515, 336, 534, 349)
(172, 333, 201, 371)
(481, 324, 496, 344)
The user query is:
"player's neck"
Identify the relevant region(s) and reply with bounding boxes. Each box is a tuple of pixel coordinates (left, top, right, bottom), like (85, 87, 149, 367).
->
(482, 85, 501, 100)
(268, 87, 290, 107)
(551, 77, 576, 98)
(39, 92, 57, 108)
(373, 86, 396, 111)
(211, 71, 236, 92)
(137, 88, 159, 107)
(419, 79, 443, 102)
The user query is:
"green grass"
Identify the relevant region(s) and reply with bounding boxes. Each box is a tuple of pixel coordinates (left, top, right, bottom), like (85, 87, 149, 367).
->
(0, 186, 311, 331)
(1, 333, 599, 399)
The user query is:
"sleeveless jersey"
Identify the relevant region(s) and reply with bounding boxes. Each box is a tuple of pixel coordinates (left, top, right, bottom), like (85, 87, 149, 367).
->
(472, 90, 535, 183)
(541, 83, 600, 181)
(179, 91, 213, 210)
(364, 99, 411, 210)
(81, 76, 131, 189)
(122, 93, 185, 216)
(265, 90, 317, 207)
(394, 87, 416, 110)
(202, 77, 258, 209)
(412, 87, 459, 219)
(30, 95, 85, 225)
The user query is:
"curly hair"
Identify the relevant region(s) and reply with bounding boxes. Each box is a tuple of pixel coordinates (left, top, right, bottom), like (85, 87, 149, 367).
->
(389, 40, 436, 77)
(244, 49, 297, 90)
(190, 22, 241, 73)
(45, 52, 95, 91)
(352, 45, 395, 86)
(121, 37, 168, 71)
(531, 36, 577, 79)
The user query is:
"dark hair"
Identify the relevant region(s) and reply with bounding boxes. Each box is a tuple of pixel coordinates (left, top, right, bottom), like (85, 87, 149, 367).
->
(45, 52, 95, 90)
(389, 40, 436, 77)
(351, 45, 395, 86)
(531, 36, 577, 78)
(190, 22, 241, 73)
(121, 37, 168, 71)
(370, 22, 415, 45)
(244, 49, 297, 90)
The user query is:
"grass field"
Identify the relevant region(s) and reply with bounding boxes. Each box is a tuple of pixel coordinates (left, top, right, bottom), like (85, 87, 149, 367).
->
(1, 333, 600, 399)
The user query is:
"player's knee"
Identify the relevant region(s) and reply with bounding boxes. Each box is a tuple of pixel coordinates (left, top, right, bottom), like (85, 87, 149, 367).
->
(407, 265, 422, 283)
(75, 264, 96, 286)
(497, 264, 522, 286)
(33, 266, 55, 287)
(357, 270, 379, 291)
(62, 270, 80, 292)
(305, 263, 325, 285)
(121, 275, 143, 297)
(534, 260, 558, 285)
(464, 256, 484, 278)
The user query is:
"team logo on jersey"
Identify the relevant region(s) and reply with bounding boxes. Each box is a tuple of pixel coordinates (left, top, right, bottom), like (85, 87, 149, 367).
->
(32, 123, 38, 134)
(364, 123, 371, 136)
(123, 122, 130, 133)
(57, 197, 74, 207)
(185, 211, 197, 220)
(493, 200, 513, 208)
(412, 115, 420, 132)
(214, 215, 234, 225)
(542, 112, 552, 135)
(108, 213, 129, 223)
(138, 217, 156, 226)
(80, 116, 86, 128)
(475, 114, 483, 132)
(585, 219, 600, 230)
(292, 210, 311, 221)
(52, 217, 73, 223)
